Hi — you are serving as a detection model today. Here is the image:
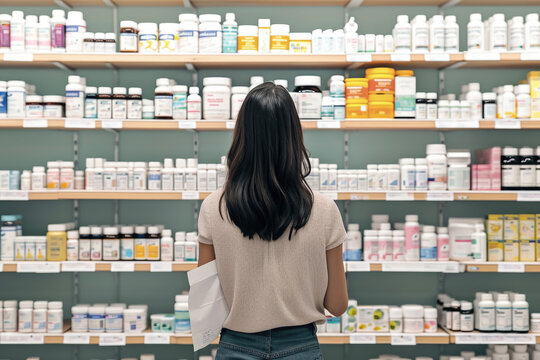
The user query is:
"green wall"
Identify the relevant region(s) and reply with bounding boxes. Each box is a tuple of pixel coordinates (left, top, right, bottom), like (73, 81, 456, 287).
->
(1, 3, 540, 360)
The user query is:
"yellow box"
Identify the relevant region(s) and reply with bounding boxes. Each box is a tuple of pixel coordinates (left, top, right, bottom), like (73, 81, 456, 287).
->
(519, 214, 536, 262)
(46, 230, 66, 261)
(487, 215, 504, 262)
(504, 215, 519, 261)
(356, 306, 389, 332)
(529, 71, 540, 117)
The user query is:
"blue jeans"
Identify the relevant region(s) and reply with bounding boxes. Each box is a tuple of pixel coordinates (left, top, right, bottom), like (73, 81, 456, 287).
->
(216, 323, 324, 359)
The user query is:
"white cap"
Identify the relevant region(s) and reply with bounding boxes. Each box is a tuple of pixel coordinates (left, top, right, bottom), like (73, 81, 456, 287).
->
(519, 147, 533, 156)
(225, 12, 235, 21)
(176, 158, 187, 168)
(274, 79, 288, 89)
(405, 214, 418, 222)
(424, 307, 437, 318)
(156, 78, 170, 87)
(173, 85, 188, 93)
(397, 15, 409, 23)
(203, 77, 232, 87)
(493, 13, 505, 22)
(295, 75, 321, 87)
(98, 86, 112, 94)
(68, 75, 81, 84)
(423, 225, 435, 233)
(250, 76, 264, 86)
(401, 304, 424, 318)
(426, 143, 446, 155)
(164, 158, 174, 168)
(67, 10, 83, 20)
(199, 14, 221, 23)
(48, 301, 63, 309)
(113, 87, 126, 95)
(348, 223, 360, 231)
(26, 15, 38, 23)
(389, 307, 402, 317)
(470, 13, 482, 21)
(120, 20, 137, 29)
(12, 10, 24, 18)
(258, 18, 270, 27)
(189, 86, 199, 95)
(503, 84, 514, 92)
(526, 13, 539, 22)
(20, 300, 34, 308)
(179, 13, 198, 23)
(231, 86, 249, 94)
(128, 87, 142, 95)
(503, 146, 518, 156)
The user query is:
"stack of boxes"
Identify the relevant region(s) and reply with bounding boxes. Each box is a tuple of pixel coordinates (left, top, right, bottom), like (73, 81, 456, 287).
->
(473, 147, 501, 191)
(486, 214, 540, 262)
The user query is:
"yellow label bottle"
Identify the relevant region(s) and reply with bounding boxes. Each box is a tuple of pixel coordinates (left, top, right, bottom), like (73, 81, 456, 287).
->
(487, 214, 504, 261)
(46, 224, 69, 261)
(503, 215, 519, 261)
(519, 214, 536, 262)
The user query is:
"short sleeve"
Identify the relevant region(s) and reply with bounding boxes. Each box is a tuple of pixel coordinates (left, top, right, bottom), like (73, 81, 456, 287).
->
(197, 198, 213, 245)
(325, 200, 347, 250)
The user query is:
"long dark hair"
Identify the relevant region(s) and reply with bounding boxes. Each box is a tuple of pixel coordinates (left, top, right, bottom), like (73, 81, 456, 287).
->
(219, 82, 313, 241)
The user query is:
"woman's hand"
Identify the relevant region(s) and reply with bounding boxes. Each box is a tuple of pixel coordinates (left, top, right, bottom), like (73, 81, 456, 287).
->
(198, 243, 216, 267)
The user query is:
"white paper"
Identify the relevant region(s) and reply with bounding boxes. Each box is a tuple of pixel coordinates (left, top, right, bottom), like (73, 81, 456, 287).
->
(226, 121, 236, 129)
(64, 333, 91, 344)
(517, 191, 540, 202)
(144, 333, 171, 344)
(317, 121, 341, 129)
(424, 53, 450, 62)
(346, 262, 371, 272)
(495, 119, 521, 129)
(386, 192, 413, 201)
(454, 333, 535, 344)
(346, 53, 372, 62)
(65, 118, 96, 129)
(179, 121, 197, 129)
(427, 191, 454, 201)
(188, 260, 229, 351)
(464, 52, 500, 61)
(23, 119, 48, 128)
(182, 191, 200, 200)
(435, 119, 479, 128)
(99, 333, 126, 346)
(101, 119, 123, 129)
(0, 333, 44, 344)
(520, 52, 540, 61)
(111, 262, 134, 272)
(498, 263, 525, 273)
(3, 53, 34, 62)
(350, 334, 376, 344)
(0, 191, 29, 201)
(17, 262, 60, 273)
(62, 262, 96, 272)
(391, 53, 411, 61)
(391, 334, 416, 345)
(150, 262, 172, 272)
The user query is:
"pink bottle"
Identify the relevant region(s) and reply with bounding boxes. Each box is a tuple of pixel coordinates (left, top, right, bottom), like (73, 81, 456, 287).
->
(378, 223, 393, 261)
(404, 215, 420, 261)
(363, 230, 379, 261)
(393, 230, 405, 260)
(437, 227, 450, 261)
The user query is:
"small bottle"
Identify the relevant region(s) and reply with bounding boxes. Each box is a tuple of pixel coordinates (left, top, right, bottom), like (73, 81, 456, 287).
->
(482, 92, 497, 120)
(460, 301, 474, 332)
(490, 14, 507, 51)
(451, 300, 461, 331)
(84, 86, 98, 119)
(501, 85, 516, 119)
(415, 92, 427, 120)
(112, 87, 127, 119)
(393, 15, 411, 52)
(174, 231, 186, 261)
(90, 226, 103, 261)
(512, 294, 530, 333)
(184, 232, 198, 261)
(83, 32, 94, 52)
(222, 13, 238, 53)
(444, 15, 459, 52)
(97, 86, 112, 119)
(103, 226, 120, 261)
(162, 158, 174, 191)
(468, 13, 484, 51)
(66, 10, 86, 53)
(74, 170, 84, 190)
(501, 146, 521, 191)
(79, 226, 91, 261)
(24, 15, 38, 51)
(172, 85, 188, 120)
(154, 78, 173, 119)
(520, 147, 536, 189)
(146, 226, 161, 261)
(94, 32, 105, 52)
(47, 301, 63, 333)
(258, 18, 271, 53)
(10, 10, 25, 52)
(120, 225, 134, 260)
(119, 20, 138, 52)
(412, 15, 429, 53)
(471, 223, 487, 261)
(495, 293, 512, 332)
(437, 227, 449, 261)
(404, 215, 420, 261)
(420, 225, 437, 261)
(525, 13, 540, 51)
(104, 32, 116, 53)
(67, 230, 79, 261)
(37, 15, 51, 52)
(187, 86, 201, 120)
(516, 84, 531, 119)
(65, 75, 85, 118)
(50, 9, 66, 52)
(438, 100, 450, 119)
(160, 229, 174, 261)
(429, 15, 445, 53)
(509, 16, 525, 51)
(426, 92, 438, 119)
(127, 87, 142, 119)
(478, 293, 495, 332)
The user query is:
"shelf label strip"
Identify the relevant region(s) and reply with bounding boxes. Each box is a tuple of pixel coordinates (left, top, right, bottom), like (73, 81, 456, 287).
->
(350, 334, 376, 344)
(426, 192, 454, 201)
(497, 263, 525, 272)
(101, 119, 123, 129)
(317, 121, 341, 129)
(150, 262, 172, 272)
(346, 53, 372, 62)
(178, 121, 197, 129)
(454, 333, 535, 344)
(99, 334, 126, 346)
(23, 119, 48, 128)
(435, 120, 479, 129)
(391, 334, 416, 345)
(386, 192, 414, 201)
(65, 118, 96, 129)
(62, 262, 96, 272)
(144, 333, 171, 344)
(64, 333, 91, 344)
(495, 119, 521, 129)
(110, 263, 135, 272)
(0, 333, 44, 344)
(517, 191, 540, 202)
(0, 191, 29, 201)
(346, 262, 371, 272)
(17, 262, 60, 273)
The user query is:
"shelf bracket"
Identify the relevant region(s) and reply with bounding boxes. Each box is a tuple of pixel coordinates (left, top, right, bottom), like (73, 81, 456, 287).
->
(442, 61, 465, 71)
(439, 131, 446, 144)
(53, 0, 71, 10)
(183, 0, 195, 8)
(106, 63, 120, 87)
(345, 0, 364, 8)
(73, 132, 79, 227)
(441, 0, 461, 9)
(102, 0, 117, 6)
(52, 61, 73, 72)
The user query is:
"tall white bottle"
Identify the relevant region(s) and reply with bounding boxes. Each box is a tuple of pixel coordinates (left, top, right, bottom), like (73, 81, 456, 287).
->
(444, 15, 459, 53)
(393, 15, 411, 53)
(490, 13, 507, 52)
(412, 15, 429, 53)
(429, 15, 445, 53)
(525, 13, 540, 51)
(467, 13, 485, 51)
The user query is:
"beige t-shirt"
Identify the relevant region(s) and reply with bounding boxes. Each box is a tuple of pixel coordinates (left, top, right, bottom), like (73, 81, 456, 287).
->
(198, 190, 346, 333)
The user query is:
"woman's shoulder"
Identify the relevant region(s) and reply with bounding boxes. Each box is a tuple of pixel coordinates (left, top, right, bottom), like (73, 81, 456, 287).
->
(311, 191, 338, 213)
(201, 188, 224, 211)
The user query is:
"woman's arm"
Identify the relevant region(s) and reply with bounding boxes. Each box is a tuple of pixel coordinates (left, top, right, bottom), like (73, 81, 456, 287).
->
(198, 243, 216, 267)
(324, 244, 348, 317)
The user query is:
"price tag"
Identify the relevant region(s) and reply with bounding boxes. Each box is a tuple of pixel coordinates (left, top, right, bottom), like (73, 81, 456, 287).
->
(495, 119, 521, 129)
(391, 334, 416, 345)
(423, 262, 461, 273)
(521, 52, 540, 61)
(110, 262, 134, 272)
(517, 191, 540, 202)
(346, 262, 371, 272)
(427, 191, 454, 201)
(464, 52, 501, 61)
(23, 119, 48, 128)
(144, 333, 171, 344)
(424, 53, 450, 62)
(1, 333, 44, 344)
(498, 263, 525, 273)
(65, 118, 96, 129)
(99, 333, 126, 346)
(317, 121, 341, 129)
(435, 120, 479, 128)
(17, 262, 60, 273)
(64, 333, 91, 344)
(322, 192, 338, 200)
(391, 53, 411, 62)
(346, 53, 372, 62)
(101, 119, 123, 129)
(62, 262, 96, 272)
(178, 121, 197, 129)
(0, 191, 29, 201)
(386, 191, 413, 201)
(150, 262, 172, 272)
(226, 121, 236, 129)
(350, 334, 376, 344)
(182, 191, 200, 200)
(3, 53, 34, 62)
(382, 262, 423, 272)
(455, 333, 535, 344)
(350, 194, 370, 200)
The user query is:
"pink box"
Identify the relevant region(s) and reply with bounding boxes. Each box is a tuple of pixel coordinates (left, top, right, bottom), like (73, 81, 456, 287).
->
(471, 165, 478, 190)
(476, 164, 492, 191)
(474, 147, 501, 191)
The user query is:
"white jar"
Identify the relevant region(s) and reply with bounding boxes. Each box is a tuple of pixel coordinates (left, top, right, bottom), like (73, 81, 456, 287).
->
(512, 294, 529, 332)
(516, 84, 531, 119)
(88, 306, 105, 333)
(426, 144, 447, 190)
(490, 13, 507, 51)
(199, 14, 222, 54)
(231, 86, 248, 121)
(187, 86, 202, 120)
(98, 86, 112, 119)
(389, 307, 403, 333)
(105, 306, 123, 333)
(18, 300, 34, 333)
(3, 301, 17, 332)
(127, 87, 142, 119)
(67, 230, 79, 260)
(447, 151, 471, 191)
(178, 13, 198, 53)
(424, 307, 437, 333)
(26, 95, 43, 118)
(468, 13, 484, 51)
(172, 85, 188, 120)
(270, 24, 290, 54)
(203, 77, 231, 120)
(393, 15, 411, 52)
(329, 75, 345, 98)
(33, 301, 48, 333)
(402, 305, 424, 333)
(237, 25, 258, 54)
(510, 16, 525, 51)
(412, 14, 429, 52)
(438, 100, 450, 119)
(71, 305, 89, 332)
(119, 20, 138, 52)
(420, 226, 437, 261)
(531, 313, 540, 333)
(138, 22, 158, 53)
(47, 301, 63, 333)
(112, 87, 127, 119)
(66, 11, 86, 53)
(159, 22, 178, 53)
(147, 162, 162, 190)
(7, 80, 26, 118)
(429, 15, 445, 52)
(38, 15, 51, 51)
(444, 15, 459, 52)
(43, 95, 64, 118)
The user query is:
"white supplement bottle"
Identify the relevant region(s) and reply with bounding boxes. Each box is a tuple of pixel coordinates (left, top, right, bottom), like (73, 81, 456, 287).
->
(50, 9, 66, 52)
(187, 86, 202, 120)
(378, 223, 393, 261)
(161, 229, 174, 261)
(426, 144, 447, 190)
(509, 16, 525, 51)
(33, 301, 48, 333)
(24, 15, 38, 51)
(199, 14, 222, 54)
(67, 230, 79, 261)
(412, 15, 429, 53)
(112, 87, 127, 119)
(400, 158, 415, 190)
(490, 14, 507, 51)
(154, 78, 173, 119)
(159, 23, 178, 53)
(344, 224, 361, 261)
(65, 75, 85, 118)
(178, 14, 199, 53)
(47, 301, 63, 333)
(393, 15, 411, 52)
(98, 86, 112, 119)
(174, 231, 186, 261)
(525, 13, 540, 51)
(10, 10, 25, 52)
(516, 84, 531, 119)
(258, 18, 271, 53)
(444, 15, 459, 52)
(468, 13, 484, 51)
(7, 80, 26, 118)
(466, 82, 482, 121)
(429, 15, 445, 53)
(37, 15, 51, 51)
(138, 22, 158, 53)
(203, 77, 231, 120)
(18, 300, 33, 333)
(501, 84, 516, 119)
(66, 11, 86, 53)
(127, 87, 143, 119)
(478, 293, 495, 332)
(71, 305, 89, 332)
(173, 85, 188, 120)
(420, 225, 437, 261)
(512, 294, 530, 332)
(495, 293, 512, 332)
(3, 301, 17, 332)
(231, 86, 249, 121)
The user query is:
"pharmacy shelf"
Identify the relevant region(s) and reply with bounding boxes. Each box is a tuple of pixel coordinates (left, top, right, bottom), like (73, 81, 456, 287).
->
(0, 261, 197, 273)
(446, 330, 540, 345)
(4, 119, 540, 131)
(2, 190, 539, 201)
(2, 52, 540, 69)
(346, 261, 463, 273)
(2, 0, 540, 6)
(463, 261, 540, 273)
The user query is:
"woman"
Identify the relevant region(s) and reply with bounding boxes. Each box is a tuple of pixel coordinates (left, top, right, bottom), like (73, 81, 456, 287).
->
(197, 82, 348, 359)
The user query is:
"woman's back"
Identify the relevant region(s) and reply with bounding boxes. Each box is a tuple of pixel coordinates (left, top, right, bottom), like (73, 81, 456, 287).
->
(199, 190, 345, 333)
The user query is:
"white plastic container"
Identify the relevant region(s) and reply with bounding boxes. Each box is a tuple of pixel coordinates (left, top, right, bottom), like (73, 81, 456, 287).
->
(468, 13, 484, 51)
(65, 75, 84, 118)
(444, 15, 459, 52)
(412, 15, 429, 53)
(478, 293, 495, 332)
(426, 144, 447, 190)
(138, 22, 158, 53)
(466, 82, 482, 121)
(24, 15, 38, 51)
(178, 14, 199, 53)
(105, 306, 123, 333)
(50, 9, 66, 52)
(502, 84, 516, 119)
(203, 77, 231, 120)
(10, 10, 25, 52)
(420, 225, 437, 261)
(516, 84, 531, 119)
(509, 16, 525, 51)
(187, 87, 202, 120)
(159, 23, 178, 53)
(490, 14, 507, 51)
(66, 11, 86, 53)
(37, 15, 51, 51)
(47, 301, 63, 333)
(404, 214, 420, 261)
(72, 305, 89, 332)
(231, 86, 248, 120)
(402, 305, 424, 333)
(88, 305, 105, 333)
(270, 24, 290, 54)
(495, 293, 512, 332)
(525, 13, 540, 51)
(447, 151, 471, 191)
(258, 18, 271, 53)
(18, 300, 33, 333)
(7, 80, 26, 118)
(393, 15, 411, 52)
(199, 14, 222, 54)
(512, 294, 529, 332)
(33, 301, 48, 333)
(429, 15, 445, 53)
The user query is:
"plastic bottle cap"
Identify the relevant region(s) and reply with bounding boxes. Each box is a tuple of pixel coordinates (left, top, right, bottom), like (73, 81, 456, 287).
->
(203, 77, 232, 87)
(113, 87, 127, 95)
(294, 75, 321, 87)
(348, 223, 360, 231)
(519, 147, 534, 156)
(199, 14, 221, 23)
(426, 143, 447, 155)
(423, 225, 435, 233)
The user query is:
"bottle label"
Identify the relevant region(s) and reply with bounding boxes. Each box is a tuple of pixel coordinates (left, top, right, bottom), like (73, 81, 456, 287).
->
(7, 90, 26, 117)
(98, 99, 112, 119)
(445, 28, 458, 50)
(431, 28, 445, 51)
(199, 30, 222, 53)
(270, 35, 289, 51)
(66, 24, 86, 52)
(51, 24, 66, 49)
(66, 91, 84, 118)
(159, 33, 177, 52)
(222, 25, 238, 53)
(155, 95, 173, 117)
(395, 29, 411, 50)
(178, 30, 198, 53)
(479, 307, 495, 331)
(0, 23, 10, 48)
(85, 98, 98, 119)
(112, 99, 127, 119)
(493, 25, 507, 49)
(468, 26, 483, 50)
(420, 246, 437, 260)
(495, 307, 512, 331)
(513, 307, 529, 331)
(127, 99, 142, 119)
(414, 28, 429, 49)
(0, 90, 7, 114)
(173, 93, 187, 120)
(120, 33, 138, 52)
(139, 33, 158, 52)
